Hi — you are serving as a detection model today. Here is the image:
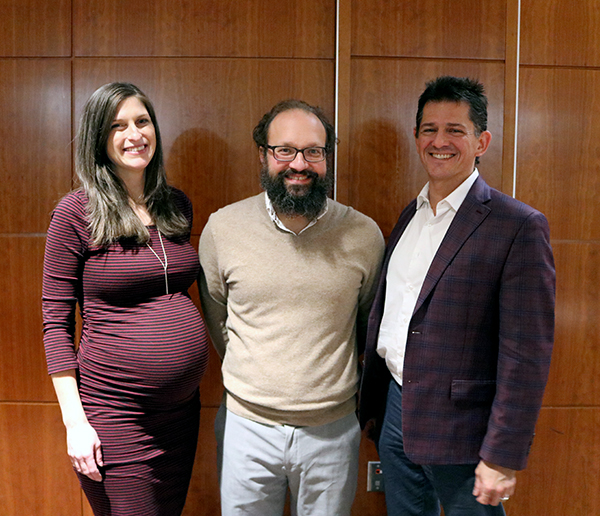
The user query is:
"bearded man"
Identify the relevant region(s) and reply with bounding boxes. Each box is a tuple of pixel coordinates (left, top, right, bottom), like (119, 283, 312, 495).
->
(199, 99, 384, 516)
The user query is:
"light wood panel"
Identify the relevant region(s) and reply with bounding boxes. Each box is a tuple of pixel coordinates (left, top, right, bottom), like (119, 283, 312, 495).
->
(0, 0, 70, 56)
(0, 59, 72, 233)
(505, 408, 600, 515)
(0, 237, 56, 402)
(0, 403, 83, 515)
(521, 0, 600, 67)
(542, 242, 600, 406)
(351, 0, 506, 60)
(517, 67, 600, 240)
(348, 59, 505, 236)
(73, 58, 335, 234)
(73, 0, 335, 58)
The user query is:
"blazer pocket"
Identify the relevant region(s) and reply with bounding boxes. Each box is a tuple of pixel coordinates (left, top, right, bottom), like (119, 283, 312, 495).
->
(451, 379, 496, 405)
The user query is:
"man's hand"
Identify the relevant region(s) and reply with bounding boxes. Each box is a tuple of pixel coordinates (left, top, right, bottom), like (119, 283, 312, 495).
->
(66, 422, 104, 482)
(473, 460, 516, 506)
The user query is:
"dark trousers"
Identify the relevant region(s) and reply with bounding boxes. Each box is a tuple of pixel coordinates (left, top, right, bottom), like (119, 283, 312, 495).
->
(378, 379, 507, 516)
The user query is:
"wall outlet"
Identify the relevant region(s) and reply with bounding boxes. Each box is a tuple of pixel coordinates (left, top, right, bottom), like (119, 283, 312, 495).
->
(367, 461, 385, 492)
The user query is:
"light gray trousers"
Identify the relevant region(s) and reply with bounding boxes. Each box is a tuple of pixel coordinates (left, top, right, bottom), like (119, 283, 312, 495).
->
(215, 405, 360, 516)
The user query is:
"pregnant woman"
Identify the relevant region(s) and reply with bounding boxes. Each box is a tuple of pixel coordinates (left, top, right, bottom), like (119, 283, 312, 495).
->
(42, 82, 209, 515)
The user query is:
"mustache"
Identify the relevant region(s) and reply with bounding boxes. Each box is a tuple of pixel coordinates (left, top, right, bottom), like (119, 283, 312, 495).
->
(278, 168, 320, 180)
(260, 164, 331, 220)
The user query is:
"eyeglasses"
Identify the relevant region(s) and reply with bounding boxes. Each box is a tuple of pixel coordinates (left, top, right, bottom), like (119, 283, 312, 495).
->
(266, 145, 327, 163)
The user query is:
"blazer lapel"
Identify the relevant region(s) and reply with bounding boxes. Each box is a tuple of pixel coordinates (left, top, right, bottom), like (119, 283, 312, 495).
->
(367, 199, 417, 330)
(386, 199, 418, 265)
(414, 176, 492, 314)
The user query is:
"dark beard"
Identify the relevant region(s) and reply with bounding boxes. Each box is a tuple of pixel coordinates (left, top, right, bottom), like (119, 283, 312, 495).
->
(260, 165, 333, 220)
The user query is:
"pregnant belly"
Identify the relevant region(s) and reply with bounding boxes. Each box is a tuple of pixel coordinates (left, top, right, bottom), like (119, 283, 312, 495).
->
(78, 297, 209, 408)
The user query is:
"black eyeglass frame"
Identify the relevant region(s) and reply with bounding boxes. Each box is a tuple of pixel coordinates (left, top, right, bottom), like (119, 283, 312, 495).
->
(265, 145, 328, 163)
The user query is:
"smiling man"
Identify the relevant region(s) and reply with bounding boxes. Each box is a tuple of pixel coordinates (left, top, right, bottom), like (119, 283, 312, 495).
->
(359, 76, 556, 516)
(199, 99, 384, 516)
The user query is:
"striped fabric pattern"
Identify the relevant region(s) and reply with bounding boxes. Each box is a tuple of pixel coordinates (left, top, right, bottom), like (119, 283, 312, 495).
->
(42, 188, 209, 516)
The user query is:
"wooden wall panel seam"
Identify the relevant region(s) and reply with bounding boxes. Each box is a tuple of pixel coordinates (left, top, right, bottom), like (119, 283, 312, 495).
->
(501, 0, 520, 197)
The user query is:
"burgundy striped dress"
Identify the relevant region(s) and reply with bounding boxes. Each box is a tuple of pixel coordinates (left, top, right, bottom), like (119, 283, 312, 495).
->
(42, 188, 209, 516)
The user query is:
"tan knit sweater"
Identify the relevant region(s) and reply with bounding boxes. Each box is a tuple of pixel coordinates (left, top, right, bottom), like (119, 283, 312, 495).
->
(199, 193, 384, 426)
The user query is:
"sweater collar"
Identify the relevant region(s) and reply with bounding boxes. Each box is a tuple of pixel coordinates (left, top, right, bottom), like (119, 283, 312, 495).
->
(264, 192, 328, 235)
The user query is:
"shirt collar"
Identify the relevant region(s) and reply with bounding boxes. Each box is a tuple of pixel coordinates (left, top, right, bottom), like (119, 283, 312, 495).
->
(416, 169, 479, 212)
(264, 192, 328, 235)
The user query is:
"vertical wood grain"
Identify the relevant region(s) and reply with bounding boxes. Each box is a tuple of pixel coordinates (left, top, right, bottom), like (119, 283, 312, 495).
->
(0, 404, 83, 515)
(505, 408, 600, 515)
(73, 0, 335, 58)
(2, 0, 599, 514)
(73, 58, 335, 235)
(517, 67, 600, 240)
(0, 0, 70, 56)
(351, 0, 506, 60)
(0, 59, 72, 233)
(543, 243, 600, 406)
(182, 407, 221, 515)
(0, 237, 56, 402)
(348, 59, 505, 236)
(521, 0, 600, 66)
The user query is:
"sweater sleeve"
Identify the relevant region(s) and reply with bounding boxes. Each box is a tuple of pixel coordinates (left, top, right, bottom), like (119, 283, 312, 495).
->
(198, 216, 229, 359)
(355, 217, 385, 356)
(42, 192, 89, 374)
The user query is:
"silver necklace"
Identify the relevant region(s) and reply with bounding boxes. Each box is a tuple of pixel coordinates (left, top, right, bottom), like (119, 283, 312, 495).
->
(146, 230, 169, 295)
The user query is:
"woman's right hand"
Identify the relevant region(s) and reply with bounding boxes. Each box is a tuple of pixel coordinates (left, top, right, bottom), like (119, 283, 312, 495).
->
(66, 421, 104, 481)
(51, 370, 104, 482)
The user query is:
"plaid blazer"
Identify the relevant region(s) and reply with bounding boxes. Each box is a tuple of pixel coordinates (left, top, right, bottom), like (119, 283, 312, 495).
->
(359, 176, 555, 471)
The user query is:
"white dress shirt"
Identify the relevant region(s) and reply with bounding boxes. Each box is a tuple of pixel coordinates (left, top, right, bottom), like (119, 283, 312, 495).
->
(377, 170, 479, 385)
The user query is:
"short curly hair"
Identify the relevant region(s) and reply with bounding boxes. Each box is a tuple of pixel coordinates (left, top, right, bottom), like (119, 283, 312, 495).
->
(252, 99, 336, 154)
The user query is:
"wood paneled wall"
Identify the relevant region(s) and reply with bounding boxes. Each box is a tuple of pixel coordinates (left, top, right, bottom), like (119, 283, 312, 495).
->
(0, 1, 596, 514)
(512, 1, 600, 513)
